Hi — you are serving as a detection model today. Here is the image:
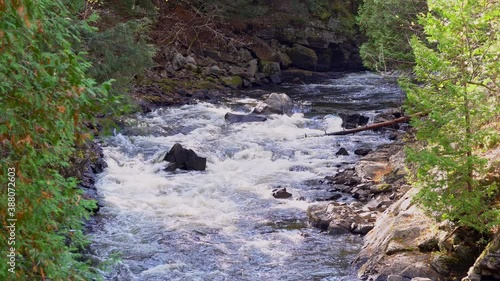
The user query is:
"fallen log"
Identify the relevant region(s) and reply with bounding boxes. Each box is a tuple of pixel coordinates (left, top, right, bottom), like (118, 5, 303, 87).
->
(326, 115, 414, 136)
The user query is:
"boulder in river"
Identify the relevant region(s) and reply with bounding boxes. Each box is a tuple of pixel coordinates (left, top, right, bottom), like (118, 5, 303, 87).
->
(272, 187, 292, 199)
(164, 143, 206, 171)
(224, 112, 268, 123)
(252, 93, 293, 115)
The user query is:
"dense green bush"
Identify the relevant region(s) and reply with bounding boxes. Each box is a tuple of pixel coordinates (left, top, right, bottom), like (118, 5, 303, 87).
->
(84, 19, 155, 102)
(358, 0, 427, 71)
(0, 0, 111, 279)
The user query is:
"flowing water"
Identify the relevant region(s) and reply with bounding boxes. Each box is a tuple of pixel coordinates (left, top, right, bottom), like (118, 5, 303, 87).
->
(89, 72, 405, 281)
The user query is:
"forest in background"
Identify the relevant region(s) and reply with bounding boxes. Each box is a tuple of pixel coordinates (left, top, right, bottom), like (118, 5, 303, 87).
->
(0, 0, 499, 280)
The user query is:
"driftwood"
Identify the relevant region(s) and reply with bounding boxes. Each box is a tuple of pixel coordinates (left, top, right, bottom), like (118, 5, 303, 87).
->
(326, 115, 413, 136)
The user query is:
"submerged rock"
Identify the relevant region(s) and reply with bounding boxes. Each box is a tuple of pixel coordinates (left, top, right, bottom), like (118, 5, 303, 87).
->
(224, 112, 267, 123)
(164, 143, 206, 171)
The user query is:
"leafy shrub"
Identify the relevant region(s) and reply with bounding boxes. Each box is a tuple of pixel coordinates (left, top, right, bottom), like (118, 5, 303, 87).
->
(0, 0, 112, 279)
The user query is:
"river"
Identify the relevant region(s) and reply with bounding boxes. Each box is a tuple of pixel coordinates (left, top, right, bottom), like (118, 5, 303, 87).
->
(89, 72, 404, 281)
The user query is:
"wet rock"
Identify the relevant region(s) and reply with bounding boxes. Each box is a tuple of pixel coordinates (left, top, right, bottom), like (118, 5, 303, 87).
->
(287, 44, 318, 71)
(224, 112, 267, 123)
(339, 113, 369, 129)
(307, 202, 376, 236)
(325, 169, 361, 186)
(252, 93, 293, 115)
(354, 148, 372, 156)
(335, 147, 349, 156)
(164, 143, 206, 171)
(272, 188, 292, 199)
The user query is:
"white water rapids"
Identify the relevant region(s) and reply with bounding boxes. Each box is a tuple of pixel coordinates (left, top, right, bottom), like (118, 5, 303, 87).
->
(89, 72, 404, 281)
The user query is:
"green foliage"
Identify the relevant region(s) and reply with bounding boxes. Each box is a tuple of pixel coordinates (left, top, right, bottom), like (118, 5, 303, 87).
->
(358, 0, 427, 71)
(0, 0, 112, 279)
(403, 0, 500, 233)
(84, 18, 155, 105)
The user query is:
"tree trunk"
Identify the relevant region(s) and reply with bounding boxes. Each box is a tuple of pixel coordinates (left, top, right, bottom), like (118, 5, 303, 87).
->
(325, 114, 419, 136)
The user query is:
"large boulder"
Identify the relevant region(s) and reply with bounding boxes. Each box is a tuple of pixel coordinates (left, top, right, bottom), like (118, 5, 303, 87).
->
(287, 44, 318, 71)
(252, 93, 293, 115)
(164, 143, 206, 171)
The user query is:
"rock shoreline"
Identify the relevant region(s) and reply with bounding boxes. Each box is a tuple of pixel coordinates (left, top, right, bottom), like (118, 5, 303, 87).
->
(306, 137, 500, 281)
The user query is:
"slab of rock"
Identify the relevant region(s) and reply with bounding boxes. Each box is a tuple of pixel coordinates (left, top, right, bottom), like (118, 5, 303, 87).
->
(224, 112, 267, 123)
(353, 188, 447, 281)
(164, 143, 206, 171)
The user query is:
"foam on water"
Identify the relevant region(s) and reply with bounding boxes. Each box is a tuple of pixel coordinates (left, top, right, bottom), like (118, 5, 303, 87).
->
(91, 72, 404, 281)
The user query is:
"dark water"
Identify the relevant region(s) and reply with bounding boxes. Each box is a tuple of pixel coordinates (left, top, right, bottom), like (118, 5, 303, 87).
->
(89, 72, 404, 281)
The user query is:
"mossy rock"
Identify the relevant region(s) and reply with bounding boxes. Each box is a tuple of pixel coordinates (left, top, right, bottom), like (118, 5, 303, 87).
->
(220, 76, 243, 89)
(287, 44, 318, 70)
(260, 61, 281, 76)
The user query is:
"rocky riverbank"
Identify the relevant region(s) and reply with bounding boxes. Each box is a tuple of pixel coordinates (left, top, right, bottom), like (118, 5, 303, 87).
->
(307, 133, 500, 280)
(132, 1, 364, 112)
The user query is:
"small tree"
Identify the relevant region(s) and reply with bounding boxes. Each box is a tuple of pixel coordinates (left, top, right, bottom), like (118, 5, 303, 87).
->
(403, 0, 500, 232)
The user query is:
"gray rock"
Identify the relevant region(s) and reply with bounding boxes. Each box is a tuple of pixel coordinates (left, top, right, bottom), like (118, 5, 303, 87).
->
(172, 53, 187, 71)
(247, 60, 259, 78)
(252, 93, 293, 115)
